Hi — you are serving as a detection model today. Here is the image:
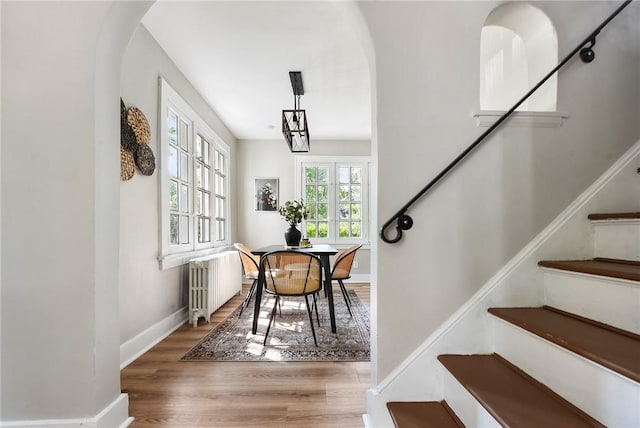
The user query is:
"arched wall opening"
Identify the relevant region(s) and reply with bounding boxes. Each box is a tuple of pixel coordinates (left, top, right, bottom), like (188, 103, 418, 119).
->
(94, 0, 378, 421)
(480, 2, 558, 111)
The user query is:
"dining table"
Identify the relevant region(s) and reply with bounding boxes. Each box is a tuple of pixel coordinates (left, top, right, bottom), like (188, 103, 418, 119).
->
(251, 244, 339, 334)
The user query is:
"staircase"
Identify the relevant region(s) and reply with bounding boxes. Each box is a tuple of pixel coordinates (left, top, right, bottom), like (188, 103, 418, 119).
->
(387, 212, 640, 427)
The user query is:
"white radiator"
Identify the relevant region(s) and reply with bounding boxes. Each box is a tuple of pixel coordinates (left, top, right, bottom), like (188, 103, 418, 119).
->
(188, 250, 242, 327)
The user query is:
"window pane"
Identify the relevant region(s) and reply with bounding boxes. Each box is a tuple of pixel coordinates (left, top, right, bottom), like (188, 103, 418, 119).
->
(216, 195, 223, 218)
(180, 215, 189, 244)
(307, 204, 317, 220)
(351, 167, 361, 184)
(339, 167, 349, 184)
(351, 185, 361, 202)
(339, 185, 349, 202)
(180, 184, 189, 213)
(217, 175, 225, 197)
(317, 168, 328, 184)
(169, 214, 179, 244)
(198, 217, 210, 243)
(168, 146, 178, 178)
(305, 167, 316, 184)
(195, 190, 203, 215)
(317, 203, 328, 220)
(204, 193, 210, 216)
(180, 119, 189, 151)
(168, 111, 178, 145)
(339, 221, 349, 237)
(351, 222, 361, 237)
(317, 185, 328, 202)
(352, 203, 361, 220)
(306, 222, 316, 238)
(339, 204, 350, 219)
(180, 152, 188, 181)
(203, 166, 210, 191)
(195, 163, 202, 188)
(203, 141, 210, 166)
(217, 152, 226, 174)
(217, 219, 226, 241)
(203, 218, 210, 242)
(318, 222, 329, 238)
(195, 134, 202, 160)
(169, 180, 178, 210)
(305, 185, 316, 202)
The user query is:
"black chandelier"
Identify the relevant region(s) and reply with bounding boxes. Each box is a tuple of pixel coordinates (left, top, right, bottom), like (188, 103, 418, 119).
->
(282, 71, 310, 152)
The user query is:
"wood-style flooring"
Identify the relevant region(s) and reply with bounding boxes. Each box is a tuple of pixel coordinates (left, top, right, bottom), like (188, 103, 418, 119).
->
(121, 283, 371, 427)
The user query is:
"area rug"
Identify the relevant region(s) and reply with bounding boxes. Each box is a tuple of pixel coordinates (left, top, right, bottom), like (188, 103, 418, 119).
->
(181, 290, 370, 362)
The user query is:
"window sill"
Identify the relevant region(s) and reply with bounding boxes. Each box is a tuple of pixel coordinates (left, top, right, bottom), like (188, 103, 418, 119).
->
(158, 245, 232, 270)
(473, 110, 569, 128)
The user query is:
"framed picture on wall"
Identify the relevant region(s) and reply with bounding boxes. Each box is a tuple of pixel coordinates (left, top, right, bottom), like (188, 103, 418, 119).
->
(255, 178, 279, 211)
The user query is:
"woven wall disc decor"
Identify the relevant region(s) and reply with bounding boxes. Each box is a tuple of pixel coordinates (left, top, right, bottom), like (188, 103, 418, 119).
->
(127, 107, 151, 145)
(120, 98, 127, 123)
(121, 120, 138, 153)
(120, 147, 135, 181)
(135, 143, 156, 176)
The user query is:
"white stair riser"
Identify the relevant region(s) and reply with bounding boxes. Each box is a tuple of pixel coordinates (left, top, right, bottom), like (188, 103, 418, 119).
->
(441, 367, 500, 428)
(493, 318, 640, 428)
(592, 220, 640, 261)
(542, 268, 640, 334)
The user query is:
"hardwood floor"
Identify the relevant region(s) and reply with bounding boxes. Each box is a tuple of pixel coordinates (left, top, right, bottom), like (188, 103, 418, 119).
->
(121, 283, 371, 427)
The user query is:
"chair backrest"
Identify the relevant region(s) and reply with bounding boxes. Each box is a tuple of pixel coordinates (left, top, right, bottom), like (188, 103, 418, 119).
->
(331, 244, 363, 280)
(234, 243, 260, 279)
(261, 250, 322, 296)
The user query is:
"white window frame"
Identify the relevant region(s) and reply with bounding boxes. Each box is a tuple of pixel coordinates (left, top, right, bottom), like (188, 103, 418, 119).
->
(158, 77, 231, 269)
(294, 155, 370, 245)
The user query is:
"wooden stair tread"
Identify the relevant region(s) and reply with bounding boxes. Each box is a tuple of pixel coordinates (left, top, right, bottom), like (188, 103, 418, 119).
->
(489, 306, 640, 382)
(538, 258, 640, 281)
(588, 212, 640, 220)
(386, 401, 464, 428)
(438, 354, 604, 427)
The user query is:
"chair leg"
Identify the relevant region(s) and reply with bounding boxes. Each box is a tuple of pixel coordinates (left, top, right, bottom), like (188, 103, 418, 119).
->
(304, 295, 318, 347)
(338, 280, 352, 317)
(239, 279, 257, 316)
(339, 280, 352, 305)
(312, 293, 320, 326)
(263, 296, 279, 346)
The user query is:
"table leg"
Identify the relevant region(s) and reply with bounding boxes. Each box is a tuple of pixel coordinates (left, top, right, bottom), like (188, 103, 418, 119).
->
(252, 268, 264, 335)
(322, 255, 337, 333)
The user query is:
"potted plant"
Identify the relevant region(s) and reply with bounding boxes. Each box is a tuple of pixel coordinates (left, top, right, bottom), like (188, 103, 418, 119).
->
(278, 199, 309, 246)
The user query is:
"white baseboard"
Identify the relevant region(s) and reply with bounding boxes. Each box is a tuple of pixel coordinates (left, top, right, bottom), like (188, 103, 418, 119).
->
(0, 394, 132, 427)
(120, 307, 188, 369)
(362, 414, 373, 428)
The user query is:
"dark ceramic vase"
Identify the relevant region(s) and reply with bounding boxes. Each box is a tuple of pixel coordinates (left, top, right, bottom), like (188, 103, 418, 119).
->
(284, 225, 302, 247)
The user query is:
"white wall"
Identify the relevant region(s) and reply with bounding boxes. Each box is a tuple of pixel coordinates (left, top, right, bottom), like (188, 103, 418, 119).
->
(236, 139, 372, 276)
(1, 1, 150, 424)
(359, 0, 640, 382)
(119, 25, 237, 347)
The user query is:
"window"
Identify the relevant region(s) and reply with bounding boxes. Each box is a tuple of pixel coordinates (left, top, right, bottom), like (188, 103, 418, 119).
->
(295, 156, 369, 244)
(159, 78, 230, 269)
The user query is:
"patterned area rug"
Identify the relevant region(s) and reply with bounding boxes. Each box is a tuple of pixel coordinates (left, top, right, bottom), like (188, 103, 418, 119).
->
(181, 290, 370, 362)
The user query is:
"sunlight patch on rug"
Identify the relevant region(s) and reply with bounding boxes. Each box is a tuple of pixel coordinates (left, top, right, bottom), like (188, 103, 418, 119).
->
(181, 290, 370, 362)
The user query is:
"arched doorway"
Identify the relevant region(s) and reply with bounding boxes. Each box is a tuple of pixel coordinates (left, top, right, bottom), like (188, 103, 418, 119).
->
(95, 2, 377, 424)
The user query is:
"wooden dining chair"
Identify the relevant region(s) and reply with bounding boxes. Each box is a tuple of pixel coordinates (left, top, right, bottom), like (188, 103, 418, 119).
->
(234, 243, 261, 316)
(330, 244, 363, 316)
(260, 250, 323, 346)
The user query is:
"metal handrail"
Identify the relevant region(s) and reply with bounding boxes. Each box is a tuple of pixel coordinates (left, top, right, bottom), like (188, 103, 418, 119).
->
(380, 0, 633, 244)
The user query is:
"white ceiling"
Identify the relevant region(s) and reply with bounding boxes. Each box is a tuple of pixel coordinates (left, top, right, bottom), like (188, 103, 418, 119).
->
(142, 1, 371, 141)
